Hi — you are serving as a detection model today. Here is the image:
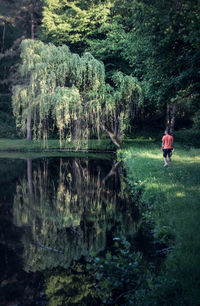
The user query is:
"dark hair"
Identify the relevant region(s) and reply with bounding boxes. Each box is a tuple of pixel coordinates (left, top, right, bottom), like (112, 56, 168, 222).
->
(165, 128, 173, 135)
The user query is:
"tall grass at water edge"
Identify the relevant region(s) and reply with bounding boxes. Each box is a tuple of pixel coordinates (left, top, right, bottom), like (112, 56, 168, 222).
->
(120, 141, 200, 305)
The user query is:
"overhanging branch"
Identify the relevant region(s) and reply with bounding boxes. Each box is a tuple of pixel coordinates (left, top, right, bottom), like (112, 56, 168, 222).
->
(102, 125, 122, 149)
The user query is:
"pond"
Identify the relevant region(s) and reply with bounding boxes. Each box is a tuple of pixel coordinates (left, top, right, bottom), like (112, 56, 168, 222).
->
(0, 154, 141, 305)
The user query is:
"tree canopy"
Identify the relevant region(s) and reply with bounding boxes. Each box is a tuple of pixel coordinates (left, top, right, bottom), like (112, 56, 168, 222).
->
(85, 0, 200, 132)
(0, 0, 199, 139)
(41, 0, 112, 52)
(12, 39, 143, 147)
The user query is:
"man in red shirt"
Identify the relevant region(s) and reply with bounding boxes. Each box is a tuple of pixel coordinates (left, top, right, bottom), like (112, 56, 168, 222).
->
(161, 130, 174, 167)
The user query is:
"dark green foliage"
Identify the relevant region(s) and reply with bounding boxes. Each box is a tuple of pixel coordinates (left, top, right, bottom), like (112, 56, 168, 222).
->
(84, 0, 200, 132)
(0, 0, 43, 137)
(87, 236, 179, 306)
(121, 0, 200, 125)
(87, 237, 148, 304)
(86, 19, 132, 79)
(193, 110, 200, 131)
(0, 95, 16, 138)
(174, 128, 200, 148)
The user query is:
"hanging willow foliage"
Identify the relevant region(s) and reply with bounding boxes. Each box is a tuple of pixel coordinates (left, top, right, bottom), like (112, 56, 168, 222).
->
(12, 39, 143, 148)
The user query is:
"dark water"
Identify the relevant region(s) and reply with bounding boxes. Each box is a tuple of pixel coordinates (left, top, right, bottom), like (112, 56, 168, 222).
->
(0, 155, 140, 305)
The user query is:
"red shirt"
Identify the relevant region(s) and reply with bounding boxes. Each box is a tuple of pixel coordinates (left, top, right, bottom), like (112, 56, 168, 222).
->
(162, 134, 173, 149)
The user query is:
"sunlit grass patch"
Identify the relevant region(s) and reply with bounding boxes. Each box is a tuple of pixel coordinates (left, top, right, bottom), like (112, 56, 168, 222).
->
(175, 191, 186, 198)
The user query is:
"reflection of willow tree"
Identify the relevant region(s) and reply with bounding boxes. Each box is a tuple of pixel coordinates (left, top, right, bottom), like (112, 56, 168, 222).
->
(45, 263, 99, 306)
(13, 157, 140, 272)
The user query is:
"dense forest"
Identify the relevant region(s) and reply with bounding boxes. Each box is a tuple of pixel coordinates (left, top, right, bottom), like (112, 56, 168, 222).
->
(1, 0, 200, 145)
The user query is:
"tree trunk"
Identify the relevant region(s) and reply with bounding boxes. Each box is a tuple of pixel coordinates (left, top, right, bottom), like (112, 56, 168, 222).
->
(27, 109, 32, 141)
(165, 103, 170, 131)
(165, 101, 177, 134)
(26, 1, 35, 141)
(27, 158, 33, 196)
(102, 125, 122, 149)
(1, 22, 6, 53)
(169, 101, 177, 134)
(27, 102, 32, 141)
(30, 0, 35, 40)
(116, 114, 121, 142)
(102, 161, 121, 184)
(114, 102, 122, 142)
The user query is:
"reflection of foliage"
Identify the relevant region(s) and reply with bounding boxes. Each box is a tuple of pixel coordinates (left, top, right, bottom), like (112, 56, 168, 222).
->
(12, 157, 140, 272)
(45, 262, 99, 306)
(87, 237, 179, 306)
(0, 208, 44, 306)
(87, 237, 148, 305)
(0, 158, 25, 202)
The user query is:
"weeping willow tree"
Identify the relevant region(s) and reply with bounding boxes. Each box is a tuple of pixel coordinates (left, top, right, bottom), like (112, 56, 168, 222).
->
(12, 39, 143, 148)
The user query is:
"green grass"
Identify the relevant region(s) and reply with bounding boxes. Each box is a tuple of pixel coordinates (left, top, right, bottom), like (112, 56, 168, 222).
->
(0, 138, 115, 152)
(120, 141, 200, 305)
(0, 150, 114, 160)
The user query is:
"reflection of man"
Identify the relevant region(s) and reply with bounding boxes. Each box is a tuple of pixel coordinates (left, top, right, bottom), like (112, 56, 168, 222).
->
(161, 130, 174, 167)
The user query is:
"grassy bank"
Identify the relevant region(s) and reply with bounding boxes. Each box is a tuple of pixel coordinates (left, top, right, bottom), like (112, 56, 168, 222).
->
(0, 138, 115, 152)
(120, 141, 200, 305)
(0, 151, 114, 161)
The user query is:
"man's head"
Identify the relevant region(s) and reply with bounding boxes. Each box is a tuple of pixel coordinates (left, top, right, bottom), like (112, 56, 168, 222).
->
(165, 129, 173, 136)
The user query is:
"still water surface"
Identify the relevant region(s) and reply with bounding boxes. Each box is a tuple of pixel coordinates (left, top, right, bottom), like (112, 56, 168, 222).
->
(0, 155, 140, 305)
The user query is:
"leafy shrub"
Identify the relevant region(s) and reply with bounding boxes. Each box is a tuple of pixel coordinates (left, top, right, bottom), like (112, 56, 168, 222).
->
(87, 237, 155, 305)
(174, 128, 200, 147)
(87, 237, 182, 306)
(193, 110, 200, 131)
